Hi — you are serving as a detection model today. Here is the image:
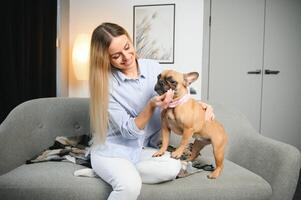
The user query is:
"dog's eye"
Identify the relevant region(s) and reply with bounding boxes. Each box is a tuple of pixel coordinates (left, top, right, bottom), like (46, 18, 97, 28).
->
(170, 80, 176, 84)
(168, 79, 177, 85)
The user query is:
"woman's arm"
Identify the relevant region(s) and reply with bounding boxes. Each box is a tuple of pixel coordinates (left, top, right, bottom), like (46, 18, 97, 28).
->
(134, 101, 156, 130)
(135, 90, 173, 129)
(108, 91, 171, 139)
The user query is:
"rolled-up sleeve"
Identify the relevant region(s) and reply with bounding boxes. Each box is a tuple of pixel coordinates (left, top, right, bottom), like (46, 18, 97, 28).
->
(108, 96, 145, 139)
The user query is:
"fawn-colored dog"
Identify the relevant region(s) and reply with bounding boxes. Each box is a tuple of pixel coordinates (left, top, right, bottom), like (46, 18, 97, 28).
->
(153, 70, 227, 179)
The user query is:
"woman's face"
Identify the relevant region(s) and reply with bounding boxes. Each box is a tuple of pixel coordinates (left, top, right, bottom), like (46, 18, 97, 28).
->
(108, 34, 136, 71)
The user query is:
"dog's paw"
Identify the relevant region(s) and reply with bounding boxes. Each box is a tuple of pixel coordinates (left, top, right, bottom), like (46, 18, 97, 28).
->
(207, 173, 217, 179)
(171, 149, 184, 159)
(152, 150, 165, 157)
(207, 169, 220, 179)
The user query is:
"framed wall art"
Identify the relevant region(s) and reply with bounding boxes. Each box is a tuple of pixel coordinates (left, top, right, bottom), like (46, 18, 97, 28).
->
(133, 4, 175, 64)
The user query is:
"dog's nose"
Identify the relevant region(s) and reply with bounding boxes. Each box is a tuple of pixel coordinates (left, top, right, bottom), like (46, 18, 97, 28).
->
(154, 83, 164, 95)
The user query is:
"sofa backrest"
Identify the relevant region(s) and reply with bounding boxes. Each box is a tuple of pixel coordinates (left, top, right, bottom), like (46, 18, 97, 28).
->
(0, 97, 258, 175)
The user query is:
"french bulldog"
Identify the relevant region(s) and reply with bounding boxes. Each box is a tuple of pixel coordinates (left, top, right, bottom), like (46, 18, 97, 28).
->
(153, 69, 228, 179)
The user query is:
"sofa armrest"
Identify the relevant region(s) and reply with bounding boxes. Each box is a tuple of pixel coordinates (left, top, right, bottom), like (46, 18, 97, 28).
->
(0, 101, 41, 175)
(0, 98, 90, 175)
(212, 102, 301, 200)
(227, 131, 300, 200)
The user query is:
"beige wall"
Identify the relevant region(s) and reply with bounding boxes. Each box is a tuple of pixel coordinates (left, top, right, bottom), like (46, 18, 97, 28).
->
(67, 0, 204, 97)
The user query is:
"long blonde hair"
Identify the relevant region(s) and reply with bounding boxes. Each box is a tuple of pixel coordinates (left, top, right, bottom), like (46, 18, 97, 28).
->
(89, 23, 131, 145)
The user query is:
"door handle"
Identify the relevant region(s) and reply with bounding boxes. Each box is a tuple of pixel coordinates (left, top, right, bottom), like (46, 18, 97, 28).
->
(265, 69, 280, 75)
(247, 69, 261, 74)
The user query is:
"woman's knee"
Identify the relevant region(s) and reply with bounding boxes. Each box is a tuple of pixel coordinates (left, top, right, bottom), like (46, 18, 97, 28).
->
(168, 158, 182, 177)
(159, 159, 181, 181)
(136, 158, 181, 184)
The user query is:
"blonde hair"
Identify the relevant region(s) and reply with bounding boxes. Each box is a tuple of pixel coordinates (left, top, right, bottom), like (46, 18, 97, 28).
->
(89, 23, 131, 145)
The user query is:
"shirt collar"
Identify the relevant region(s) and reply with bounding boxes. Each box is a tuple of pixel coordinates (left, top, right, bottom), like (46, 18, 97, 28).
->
(137, 59, 146, 79)
(112, 59, 146, 83)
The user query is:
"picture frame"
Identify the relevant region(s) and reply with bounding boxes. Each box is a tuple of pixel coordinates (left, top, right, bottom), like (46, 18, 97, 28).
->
(133, 4, 175, 64)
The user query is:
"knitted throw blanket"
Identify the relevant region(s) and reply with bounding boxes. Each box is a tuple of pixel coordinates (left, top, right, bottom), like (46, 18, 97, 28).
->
(26, 135, 91, 168)
(26, 134, 214, 178)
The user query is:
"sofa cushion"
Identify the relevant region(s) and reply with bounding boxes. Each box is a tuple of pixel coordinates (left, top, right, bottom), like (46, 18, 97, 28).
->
(141, 158, 272, 200)
(0, 162, 110, 200)
(0, 158, 272, 200)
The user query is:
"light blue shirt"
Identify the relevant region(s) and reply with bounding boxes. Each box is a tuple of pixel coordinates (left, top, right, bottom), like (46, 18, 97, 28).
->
(92, 59, 164, 163)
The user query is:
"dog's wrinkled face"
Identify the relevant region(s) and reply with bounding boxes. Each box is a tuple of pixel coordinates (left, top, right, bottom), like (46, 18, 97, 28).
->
(154, 70, 199, 97)
(154, 70, 180, 95)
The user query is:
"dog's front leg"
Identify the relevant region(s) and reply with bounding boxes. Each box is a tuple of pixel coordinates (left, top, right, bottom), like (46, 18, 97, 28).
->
(171, 128, 194, 159)
(153, 119, 170, 157)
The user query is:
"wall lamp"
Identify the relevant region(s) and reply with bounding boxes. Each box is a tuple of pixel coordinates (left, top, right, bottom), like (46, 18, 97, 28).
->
(72, 34, 90, 80)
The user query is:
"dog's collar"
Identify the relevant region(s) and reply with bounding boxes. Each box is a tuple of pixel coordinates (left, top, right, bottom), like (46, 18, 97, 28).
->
(168, 93, 191, 108)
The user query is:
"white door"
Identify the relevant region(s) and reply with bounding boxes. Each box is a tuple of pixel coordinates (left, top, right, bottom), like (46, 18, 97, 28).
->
(208, 0, 265, 131)
(261, 0, 301, 150)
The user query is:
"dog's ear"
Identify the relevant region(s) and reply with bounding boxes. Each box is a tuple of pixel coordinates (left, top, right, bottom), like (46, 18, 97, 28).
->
(184, 72, 199, 86)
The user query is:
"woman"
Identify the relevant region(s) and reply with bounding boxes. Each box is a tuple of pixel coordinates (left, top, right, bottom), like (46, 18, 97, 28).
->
(89, 22, 214, 200)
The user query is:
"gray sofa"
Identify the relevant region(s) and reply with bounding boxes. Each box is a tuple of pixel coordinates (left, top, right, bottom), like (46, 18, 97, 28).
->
(0, 97, 300, 200)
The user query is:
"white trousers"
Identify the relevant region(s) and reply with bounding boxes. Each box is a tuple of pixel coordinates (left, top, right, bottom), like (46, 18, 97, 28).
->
(91, 147, 181, 200)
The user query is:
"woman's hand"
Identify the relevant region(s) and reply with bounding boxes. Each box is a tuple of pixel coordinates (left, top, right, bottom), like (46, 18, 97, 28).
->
(150, 89, 174, 109)
(199, 102, 215, 121)
(136, 90, 174, 130)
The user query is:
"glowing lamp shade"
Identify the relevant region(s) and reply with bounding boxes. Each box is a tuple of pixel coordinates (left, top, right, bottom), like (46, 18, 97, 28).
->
(72, 34, 90, 80)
